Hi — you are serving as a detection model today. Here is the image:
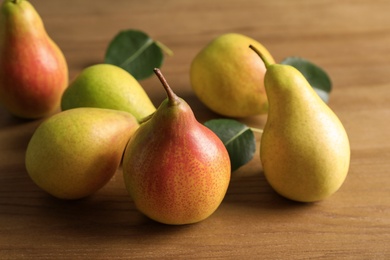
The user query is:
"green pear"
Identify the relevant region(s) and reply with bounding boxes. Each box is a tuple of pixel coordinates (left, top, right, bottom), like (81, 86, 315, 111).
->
(122, 69, 231, 225)
(0, 0, 68, 119)
(190, 33, 275, 117)
(250, 46, 350, 202)
(25, 108, 139, 200)
(61, 64, 156, 122)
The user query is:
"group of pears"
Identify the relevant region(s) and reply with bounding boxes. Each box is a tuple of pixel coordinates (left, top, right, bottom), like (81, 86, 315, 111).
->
(0, 0, 350, 225)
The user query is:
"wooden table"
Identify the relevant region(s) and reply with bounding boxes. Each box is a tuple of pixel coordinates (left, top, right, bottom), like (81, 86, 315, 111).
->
(1, 0, 389, 258)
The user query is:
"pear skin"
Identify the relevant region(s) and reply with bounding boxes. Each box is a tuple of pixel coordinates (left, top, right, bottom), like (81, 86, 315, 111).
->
(61, 64, 156, 122)
(251, 46, 351, 202)
(190, 33, 274, 117)
(25, 108, 139, 200)
(122, 69, 231, 225)
(0, 0, 68, 119)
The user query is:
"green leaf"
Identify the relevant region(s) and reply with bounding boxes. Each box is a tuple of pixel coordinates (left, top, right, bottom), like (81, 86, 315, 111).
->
(104, 29, 164, 80)
(204, 119, 256, 172)
(281, 57, 332, 103)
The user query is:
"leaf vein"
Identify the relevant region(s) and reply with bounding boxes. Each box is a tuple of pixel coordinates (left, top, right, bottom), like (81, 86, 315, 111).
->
(224, 128, 249, 146)
(120, 38, 154, 68)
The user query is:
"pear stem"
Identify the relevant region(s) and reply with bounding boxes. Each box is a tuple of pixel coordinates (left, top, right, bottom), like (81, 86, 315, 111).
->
(12, 0, 21, 3)
(249, 45, 271, 68)
(153, 68, 180, 106)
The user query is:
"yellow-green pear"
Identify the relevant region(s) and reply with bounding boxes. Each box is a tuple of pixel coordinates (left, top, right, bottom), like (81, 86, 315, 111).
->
(190, 33, 275, 117)
(250, 46, 350, 202)
(25, 108, 139, 200)
(61, 64, 156, 122)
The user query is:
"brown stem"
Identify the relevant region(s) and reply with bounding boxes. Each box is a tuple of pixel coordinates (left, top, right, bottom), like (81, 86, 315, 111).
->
(153, 68, 180, 106)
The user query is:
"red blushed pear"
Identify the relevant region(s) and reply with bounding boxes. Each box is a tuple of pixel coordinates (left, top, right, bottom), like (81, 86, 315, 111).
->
(122, 68, 231, 225)
(0, 0, 68, 119)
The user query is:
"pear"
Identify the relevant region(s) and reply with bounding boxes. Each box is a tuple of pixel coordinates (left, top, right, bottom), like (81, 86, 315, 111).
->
(250, 45, 351, 202)
(122, 68, 231, 225)
(190, 33, 274, 117)
(61, 64, 156, 122)
(25, 108, 139, 200)
(0, 0, 68, 119)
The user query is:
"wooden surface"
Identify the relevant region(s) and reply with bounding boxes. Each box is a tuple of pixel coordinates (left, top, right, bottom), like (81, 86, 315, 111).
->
(1, 0, 390, 259)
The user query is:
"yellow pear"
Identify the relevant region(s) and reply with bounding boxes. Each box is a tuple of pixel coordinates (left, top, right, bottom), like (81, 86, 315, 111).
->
(25, 108, 139, 200)
(190, 33, 274, 117)
(251, 46, 350, 202)
(61, 64, 156, 122)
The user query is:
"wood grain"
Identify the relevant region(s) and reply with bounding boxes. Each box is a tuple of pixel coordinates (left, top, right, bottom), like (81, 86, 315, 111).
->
(1, 0, 390, 259)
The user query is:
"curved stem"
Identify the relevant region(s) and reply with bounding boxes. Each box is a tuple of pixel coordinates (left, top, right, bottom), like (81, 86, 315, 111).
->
(153, 68, 180, 106)
(249, 45, 271, 68)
